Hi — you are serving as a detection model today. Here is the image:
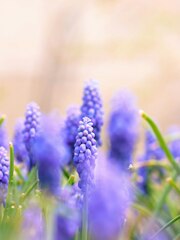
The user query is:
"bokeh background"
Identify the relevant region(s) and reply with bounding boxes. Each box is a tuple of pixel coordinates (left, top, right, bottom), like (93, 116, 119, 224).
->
(1, 0, 180, 136)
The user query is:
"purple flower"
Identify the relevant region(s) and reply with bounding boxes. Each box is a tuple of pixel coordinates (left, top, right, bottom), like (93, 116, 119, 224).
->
(81, 80, 103, 146)
(22, 102, 41, 170)
(0, 121, 8, 149)
(64, 106, 80, 162)
(108, 90, 139, 170)
(0, 147, 9, 204)
(21, 203, 45, 240)
(167, 126, 180, 160)
(74, 117, 97, 194)
(54, 187, 81, 240)
(33, 114, 69, 195)
(13, 119, 29, 163)
(144, 130, 164, 160)
(138, 130, 164, 194)
(88, 161, 131, 240)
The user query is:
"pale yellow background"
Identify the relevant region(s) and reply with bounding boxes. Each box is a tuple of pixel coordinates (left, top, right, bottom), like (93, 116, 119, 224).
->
(0, 0, 180, 136)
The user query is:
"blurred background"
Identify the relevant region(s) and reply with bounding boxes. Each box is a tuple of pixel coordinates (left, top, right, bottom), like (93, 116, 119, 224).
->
(1, 0, 180, 135)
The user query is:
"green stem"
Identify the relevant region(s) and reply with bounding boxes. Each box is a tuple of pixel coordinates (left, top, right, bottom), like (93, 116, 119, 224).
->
(134, 160, 170, 170)
(62, 168, 70, 179)
(66, 175, 75, 186)
(166, 177, 180, 195)
(20, 180, 38, 203)
(154, 171, 177, 217)
(9, 143, 14, 187)
(140, 110, 180, 174)
(6, 143, 14, 203)
(75, 231, 80, 240)
(22, 167, 37, 192)
(132, 203, 151, 217)
(150, 215, 180, 240)
(0, 115, 6, 126)
(140, 111, 180, 237)
(14, 165, 25, 182)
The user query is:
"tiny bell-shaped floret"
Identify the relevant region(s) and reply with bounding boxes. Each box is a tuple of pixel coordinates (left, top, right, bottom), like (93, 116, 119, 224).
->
(23, 102, 41, 170)
(74, 117, 97, 194)
(0, 147, 9, 204)
(81, 80, 103, 146)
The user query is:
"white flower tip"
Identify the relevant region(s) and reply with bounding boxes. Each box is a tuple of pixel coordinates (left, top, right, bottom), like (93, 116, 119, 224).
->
(128, 164, 134, 170)
(139, 109, 145, 117)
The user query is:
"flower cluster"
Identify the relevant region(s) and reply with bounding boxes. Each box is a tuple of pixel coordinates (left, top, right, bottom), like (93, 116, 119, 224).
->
(33, 114, 68, 195)
(1, 80, 180, 240)
(22, 102, 41, 170)
(13, 119, 29, 163)
(108, 90, 139, 170)
(21, 203, 45, 240)
(0, 147, 9, 204)
(64, 106, 80, 162)
(138, 130, 164, 194)
(74, 117, 97, 193)
(81, 80, 103, 146)
(88, 161, 131, 240)
(54, 187, 80, 240)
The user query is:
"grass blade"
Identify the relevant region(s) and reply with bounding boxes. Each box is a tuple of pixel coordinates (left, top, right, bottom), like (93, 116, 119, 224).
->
(150, 215, 180, 240)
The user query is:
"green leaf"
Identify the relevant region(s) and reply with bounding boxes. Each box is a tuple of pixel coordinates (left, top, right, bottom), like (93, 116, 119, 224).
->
(14, 165, 25, 183)
(150, 215, 180, 239)
(62, 167, 70, 179)
(20, 180, 38, 203)
(9, 143, 14, 187)
(22, 167, 38, 193)
(140, 110, 180, 174)
(66, 175, 75, 186)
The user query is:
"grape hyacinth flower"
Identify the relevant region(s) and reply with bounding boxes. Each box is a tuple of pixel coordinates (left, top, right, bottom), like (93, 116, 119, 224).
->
(74, 117, 97, 194)
(138, 130, 164, 194)
(108, 90, 139, 170)
(33, 114, 69, 195)
(167, 127, 180, 161)
(64, 106, 80, 162)
(0, 147, 9, 204)
(88, 161, 131, 240)
(0, 121, 8, 149)
(13, 119, 29, 163)
(22, 102, 41, 170)
(54, 187, 81, 240)
(21, 203, 44, 240)
(81, 80, 103, 146)
(144, 130, 164, 160)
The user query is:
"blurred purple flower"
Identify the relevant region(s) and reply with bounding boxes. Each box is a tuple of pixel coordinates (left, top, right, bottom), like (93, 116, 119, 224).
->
(33, 113, 69, 195)
(13, 119, 29, 163)
(138, 130, 164, 195)
(81, 80, 103, 146)
(88, 161, 132, 240)
(54, 187, 81, 240)
(0, 147, 9, 204)
(144, 130, 164, 160)
(64, 106, 80, 162)
(108, 90, 139, 170)
(167, 126, 180, 160)
(22, 102, 41, 170)
(74, 117, 97, 194)
(21, 203, 44, 240)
